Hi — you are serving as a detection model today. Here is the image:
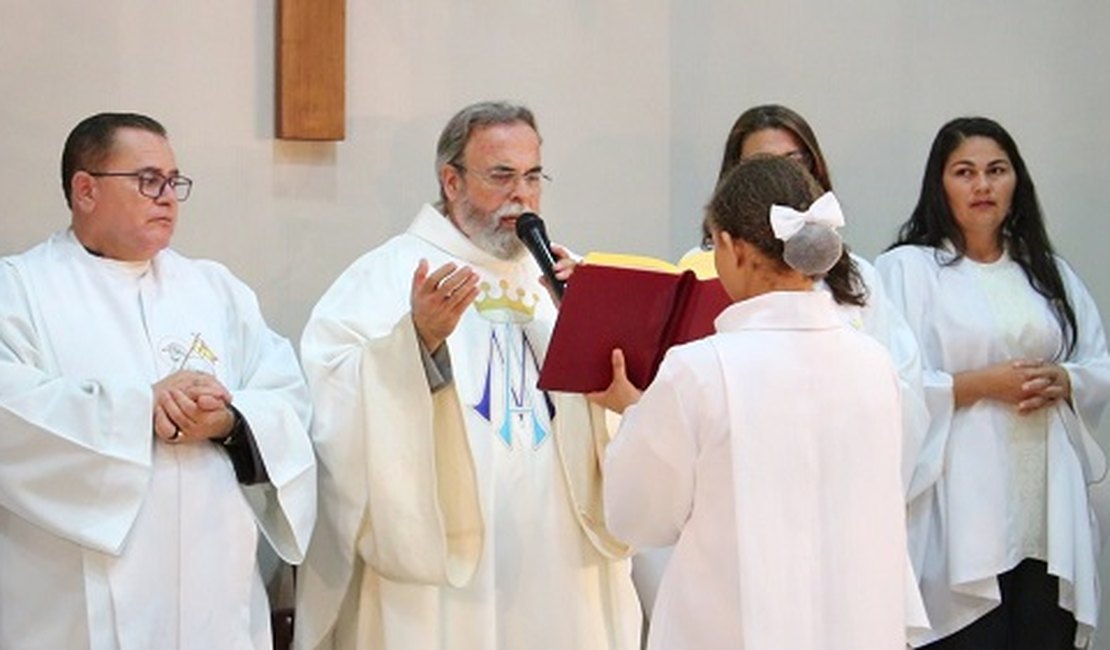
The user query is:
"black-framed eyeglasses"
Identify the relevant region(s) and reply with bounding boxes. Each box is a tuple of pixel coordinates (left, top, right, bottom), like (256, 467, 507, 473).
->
(87, 170, 194, 201)
(451, 163, 551, 193)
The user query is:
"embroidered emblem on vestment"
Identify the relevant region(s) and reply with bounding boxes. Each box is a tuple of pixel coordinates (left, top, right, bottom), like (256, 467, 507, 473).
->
(471, 280, 553, 448)
(160, 332, 220, 374)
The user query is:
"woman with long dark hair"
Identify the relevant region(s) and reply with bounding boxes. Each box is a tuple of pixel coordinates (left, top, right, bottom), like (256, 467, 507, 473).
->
(877, 117, 1110, 648)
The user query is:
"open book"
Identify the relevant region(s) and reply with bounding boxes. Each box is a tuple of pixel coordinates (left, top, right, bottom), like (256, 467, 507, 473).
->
(537, 250, 731, 393)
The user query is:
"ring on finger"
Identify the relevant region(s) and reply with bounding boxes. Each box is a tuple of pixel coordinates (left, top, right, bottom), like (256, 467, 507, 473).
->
(169, 427, 183, 443)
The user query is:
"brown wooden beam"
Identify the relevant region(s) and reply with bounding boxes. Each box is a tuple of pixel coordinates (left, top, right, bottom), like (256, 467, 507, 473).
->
(276, 0, 345, 141)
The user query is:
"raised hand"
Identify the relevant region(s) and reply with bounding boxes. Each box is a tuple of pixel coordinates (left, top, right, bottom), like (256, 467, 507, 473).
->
(411, 259, 480, 353)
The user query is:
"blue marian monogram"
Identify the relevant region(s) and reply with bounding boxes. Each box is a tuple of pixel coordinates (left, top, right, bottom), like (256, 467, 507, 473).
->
(471, 280, 553, 449)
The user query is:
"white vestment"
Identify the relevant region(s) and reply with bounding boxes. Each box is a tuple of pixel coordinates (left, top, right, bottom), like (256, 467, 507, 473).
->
(0, 230, 316, 649)
(295, 204, 640, 650)
(876, 245, 1110, 647)
(606, 291, 907, 650)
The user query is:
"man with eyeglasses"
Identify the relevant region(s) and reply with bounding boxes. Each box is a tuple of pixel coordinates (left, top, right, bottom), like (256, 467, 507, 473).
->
(0, 112, 316, 648)
(295, 101, 640, 649)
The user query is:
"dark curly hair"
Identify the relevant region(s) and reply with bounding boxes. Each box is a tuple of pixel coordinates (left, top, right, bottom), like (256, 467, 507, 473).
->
(706, 156, 827, 272)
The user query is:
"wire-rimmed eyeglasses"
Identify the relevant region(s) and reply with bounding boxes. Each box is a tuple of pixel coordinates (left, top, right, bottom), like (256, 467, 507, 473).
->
(451, 163, 551, 193)
(87, 170, 194, 201)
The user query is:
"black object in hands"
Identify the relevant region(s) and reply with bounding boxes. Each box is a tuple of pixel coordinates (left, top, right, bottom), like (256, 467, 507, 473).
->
(515, 212, 565, 299)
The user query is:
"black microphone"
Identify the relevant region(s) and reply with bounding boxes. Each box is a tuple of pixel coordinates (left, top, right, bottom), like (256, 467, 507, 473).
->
(515, 212, 565, 300)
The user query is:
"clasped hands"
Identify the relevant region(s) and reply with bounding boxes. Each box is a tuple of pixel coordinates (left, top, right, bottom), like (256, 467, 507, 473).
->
(152, 370, 235, 444)
(956, 359, 1072, 414)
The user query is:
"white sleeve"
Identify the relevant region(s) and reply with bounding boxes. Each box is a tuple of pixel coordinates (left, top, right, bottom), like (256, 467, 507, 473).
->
(855, 256, 932, 498)
(295, 255, 484, 650)
(603, 357, 698, 548)
(219, 272, 316, 565)
(1057, 260, 1110, 432)
(875, 250, 954, 502)
(0, 259, 151, 555)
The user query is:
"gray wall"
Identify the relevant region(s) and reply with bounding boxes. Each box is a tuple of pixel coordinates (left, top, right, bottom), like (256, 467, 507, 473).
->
(2, 0, 1108, 644)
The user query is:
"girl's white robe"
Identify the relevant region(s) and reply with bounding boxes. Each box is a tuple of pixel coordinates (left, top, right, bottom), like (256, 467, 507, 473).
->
(606, 291, 907, 650)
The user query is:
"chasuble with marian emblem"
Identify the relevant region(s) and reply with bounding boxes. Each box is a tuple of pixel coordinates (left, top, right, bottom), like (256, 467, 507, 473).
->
(296, 204, 640, 650)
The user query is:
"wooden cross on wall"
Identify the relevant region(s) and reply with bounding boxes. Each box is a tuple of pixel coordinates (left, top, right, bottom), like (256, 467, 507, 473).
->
(276, 0, 345, 140)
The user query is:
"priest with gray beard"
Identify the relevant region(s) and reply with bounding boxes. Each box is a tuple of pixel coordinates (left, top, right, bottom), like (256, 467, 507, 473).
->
(294, 101, 641, 650)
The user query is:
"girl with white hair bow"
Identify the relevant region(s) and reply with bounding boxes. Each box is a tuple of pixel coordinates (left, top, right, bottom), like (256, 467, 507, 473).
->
(593, 155, 909, 650)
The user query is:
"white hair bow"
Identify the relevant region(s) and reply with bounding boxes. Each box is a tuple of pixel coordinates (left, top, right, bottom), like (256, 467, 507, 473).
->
(769, 192, 845, 241)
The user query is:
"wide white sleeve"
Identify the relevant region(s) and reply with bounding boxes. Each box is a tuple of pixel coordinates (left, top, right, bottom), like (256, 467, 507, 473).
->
(1058, 260, 1110, 434)
(856, 257, 925, 390)
(855, 257, 932, 499)
(1053, 261, 1110, 490)
(875, 250, 954, 502)
(217, 271, 316, 565)
(603, 356, 697, 549)
(295, 257, 483, 650)
(0, 259, 151, 555)
(551, 393, 634, 560)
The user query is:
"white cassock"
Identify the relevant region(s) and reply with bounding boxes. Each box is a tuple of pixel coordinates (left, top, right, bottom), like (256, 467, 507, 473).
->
(605, 290, 908, 650)
(294, 204, 640, 650)
(0, 229, 316, 649)
(633, 252, 931, 631)
(876, 245, 1110, 647)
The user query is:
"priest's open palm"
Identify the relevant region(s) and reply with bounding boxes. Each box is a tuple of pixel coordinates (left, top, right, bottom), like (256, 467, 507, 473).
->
(411, 258, 480, 352)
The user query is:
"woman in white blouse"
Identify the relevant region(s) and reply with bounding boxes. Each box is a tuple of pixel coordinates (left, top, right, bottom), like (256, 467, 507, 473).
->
(876, 116, 1110, 649)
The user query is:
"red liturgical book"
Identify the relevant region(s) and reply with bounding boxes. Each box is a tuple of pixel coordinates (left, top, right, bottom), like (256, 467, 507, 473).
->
(537, 251, 731, 393)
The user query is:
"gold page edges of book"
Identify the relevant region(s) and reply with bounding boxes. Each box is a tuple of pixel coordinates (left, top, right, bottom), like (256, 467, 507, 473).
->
(583, 249, 717, 279)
